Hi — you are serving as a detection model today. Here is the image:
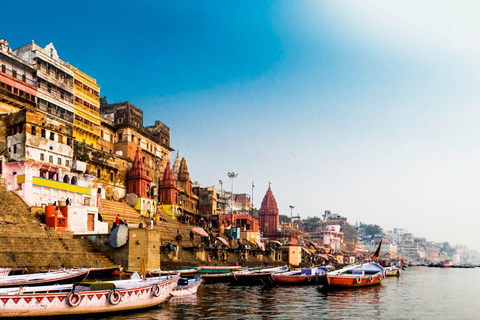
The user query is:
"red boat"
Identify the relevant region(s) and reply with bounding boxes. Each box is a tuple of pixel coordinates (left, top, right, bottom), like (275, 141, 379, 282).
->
(270, 266, 329, 285)
(325, 262, 385, 288)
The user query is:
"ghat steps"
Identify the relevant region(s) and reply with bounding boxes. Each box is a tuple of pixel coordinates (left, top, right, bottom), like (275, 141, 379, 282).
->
(0, 186, 115, 271)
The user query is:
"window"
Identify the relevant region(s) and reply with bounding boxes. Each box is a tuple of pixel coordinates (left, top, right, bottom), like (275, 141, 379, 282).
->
(49, 155, 53, 163)
(57, 158, 61, 165)
(97, 168, 101, 177)
(118, 133, 122, 141)
(66, 160, 70, 167)
(50, 132, 54, 141)
(40, 153, 44, 161)
(67, 138, 71, 145)
(12, 70, 16, 79)
(58, 135, 62, 144)
(18, 125, 22, 133)
(31, 126, 36, 135)
(101, 130, 104, 138)
(1, 65, 5, 73)
(22, 74, 26, 82)
(41, 129, 46, 138)
(13, 145, 17, 154)
(110, 172, 114, 181)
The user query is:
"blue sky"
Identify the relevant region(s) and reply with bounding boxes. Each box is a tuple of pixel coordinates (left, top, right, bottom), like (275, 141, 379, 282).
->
(4, 1, 480, 251)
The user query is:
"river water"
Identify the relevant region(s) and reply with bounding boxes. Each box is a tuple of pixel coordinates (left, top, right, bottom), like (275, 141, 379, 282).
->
(85, 267, 480, 320)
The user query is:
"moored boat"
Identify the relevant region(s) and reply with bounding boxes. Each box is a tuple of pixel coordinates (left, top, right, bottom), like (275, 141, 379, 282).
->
(170, 278, 202, 297)
(270, 266, 329, 285)
(231, 265, 289, 286)
(325, 262, 385, 288)
(0, 274, 180, 317)
(0, 269, 89, 288)
(195, 266, 246, 274)
(0, 268, 11, 277)
(149, 268, 199, 277)
(384, 266, 402, 277)
(201, 272, 236, 283)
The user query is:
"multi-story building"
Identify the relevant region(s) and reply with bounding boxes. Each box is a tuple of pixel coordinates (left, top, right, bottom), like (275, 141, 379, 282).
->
(101, 101, 171, 183)
(70, 65, 101, 148)
(310, 225, 344, 251)
(0, 39, 37, 114)
(14, 42, 74, 128)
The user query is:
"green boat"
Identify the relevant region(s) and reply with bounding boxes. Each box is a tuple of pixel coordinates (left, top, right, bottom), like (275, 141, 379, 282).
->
(184, 266, 246, 274)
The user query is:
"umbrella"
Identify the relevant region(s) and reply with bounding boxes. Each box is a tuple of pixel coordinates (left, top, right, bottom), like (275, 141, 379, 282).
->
(216, 237, 230, 247)
(109, 224, 129, 248)
(191, 227, 209, 237)
(301, 247, 313, 255)
(255, 239, 265, 251)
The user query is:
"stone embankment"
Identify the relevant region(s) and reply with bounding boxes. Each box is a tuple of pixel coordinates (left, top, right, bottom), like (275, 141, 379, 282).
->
(0, 186, 115, 271)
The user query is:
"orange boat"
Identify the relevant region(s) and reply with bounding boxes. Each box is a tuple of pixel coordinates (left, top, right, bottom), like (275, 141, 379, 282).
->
(325, 262, 385, 288)
(270, 267, 329, 285)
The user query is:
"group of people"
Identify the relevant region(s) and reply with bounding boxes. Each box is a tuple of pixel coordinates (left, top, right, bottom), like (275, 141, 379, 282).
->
(111, 214, 128, 231)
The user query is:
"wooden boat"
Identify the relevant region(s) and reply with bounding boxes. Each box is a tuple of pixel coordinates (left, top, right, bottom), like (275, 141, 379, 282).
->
(201, 272, 236, 283)
(0, 268, 10, 277)
(270, 266, 329, 285)
(0, 269, 90, 288)
(231, 265, 289, 285)
(384, 266, 402, 277)
(325, 262, 385, 288)
(149, 268, 199, 277)
(195, 266, 246, 274)
(170, 278, 202, 297)
(0, 274, 180, 317)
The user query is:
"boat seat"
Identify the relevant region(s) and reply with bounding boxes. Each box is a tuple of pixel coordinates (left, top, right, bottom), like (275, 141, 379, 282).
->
(74, 282, 116, 291)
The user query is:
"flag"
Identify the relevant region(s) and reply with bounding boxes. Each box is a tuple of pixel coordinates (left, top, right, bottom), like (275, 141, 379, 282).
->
(372, 239, 383, 260)
(140, 258, 146, 279)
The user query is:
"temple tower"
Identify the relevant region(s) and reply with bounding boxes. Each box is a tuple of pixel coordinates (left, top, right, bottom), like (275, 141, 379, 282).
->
(258, 186, 279, 236)
(127, 147, 152, 198)
(159, 162, 178, 205)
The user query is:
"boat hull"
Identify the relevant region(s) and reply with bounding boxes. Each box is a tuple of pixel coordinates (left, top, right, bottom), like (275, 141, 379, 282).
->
(0, 269, 89, 288)
(170, 278, 202, 297)
(201, 273, 235, 283)
(0, 275, 179, 317)
(270, 273, 325, 285)
(326, 273, 384, 288)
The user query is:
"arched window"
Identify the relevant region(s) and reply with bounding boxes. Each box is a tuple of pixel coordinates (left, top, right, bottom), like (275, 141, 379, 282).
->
(63, 175, 70, 184)
(71, 177, 78, 185)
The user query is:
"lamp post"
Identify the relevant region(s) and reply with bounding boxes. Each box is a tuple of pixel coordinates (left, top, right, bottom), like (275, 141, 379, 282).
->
(218, 180, 223, 230)
(227, 172, 238, 226)
(289, 205, 295, 242)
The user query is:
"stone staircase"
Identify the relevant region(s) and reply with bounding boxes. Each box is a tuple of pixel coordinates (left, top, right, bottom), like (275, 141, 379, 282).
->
(100, 199, 144, 229)
(0, 186, 116, 271)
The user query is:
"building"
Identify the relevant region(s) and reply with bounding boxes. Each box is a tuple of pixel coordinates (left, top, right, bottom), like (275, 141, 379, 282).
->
(100, 101, 172, 200)
(14, 41, 74, 128)
(258, 185, 279, 237)
(70, 65, 101, 148)
(0, 39, 37, 114)
(310, 225, 344, 251)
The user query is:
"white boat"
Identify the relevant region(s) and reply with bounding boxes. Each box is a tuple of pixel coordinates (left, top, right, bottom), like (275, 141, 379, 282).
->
(0, 268, 11, 277)
(325, 262, 385, 288)
(170, 278, 202, 297)
(384, 266, 402, 277)
(0, 269, 89, 288)
(0, 274, 180, 317)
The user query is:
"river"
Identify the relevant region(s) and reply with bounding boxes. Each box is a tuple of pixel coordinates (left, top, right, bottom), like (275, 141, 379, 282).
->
(83, 267, 480, 320)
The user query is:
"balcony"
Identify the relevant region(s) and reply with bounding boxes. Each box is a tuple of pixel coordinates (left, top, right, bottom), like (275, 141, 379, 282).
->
(74, 119, 100, 136)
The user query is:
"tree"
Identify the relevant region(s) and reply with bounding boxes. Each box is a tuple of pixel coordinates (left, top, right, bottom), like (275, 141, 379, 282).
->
(343, 223, 359, 243)
(279, 215, 291, 224)
(362, 224, 383, 237)
(100, 96, 108, 107)
(298, 216, 322, 233)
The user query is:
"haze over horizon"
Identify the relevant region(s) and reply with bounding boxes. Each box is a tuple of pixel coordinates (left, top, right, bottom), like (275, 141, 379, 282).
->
(3, 1, 480, 251)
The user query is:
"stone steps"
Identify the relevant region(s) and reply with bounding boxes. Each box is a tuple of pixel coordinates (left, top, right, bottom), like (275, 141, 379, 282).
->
(0, 186, 117, 271)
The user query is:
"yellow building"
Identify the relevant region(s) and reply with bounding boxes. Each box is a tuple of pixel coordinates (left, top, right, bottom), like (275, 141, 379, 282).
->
(70, 65, 101, 147)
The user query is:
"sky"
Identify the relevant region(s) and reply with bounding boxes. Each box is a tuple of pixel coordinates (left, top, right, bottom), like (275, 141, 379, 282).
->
(3, 1, 480, 251)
